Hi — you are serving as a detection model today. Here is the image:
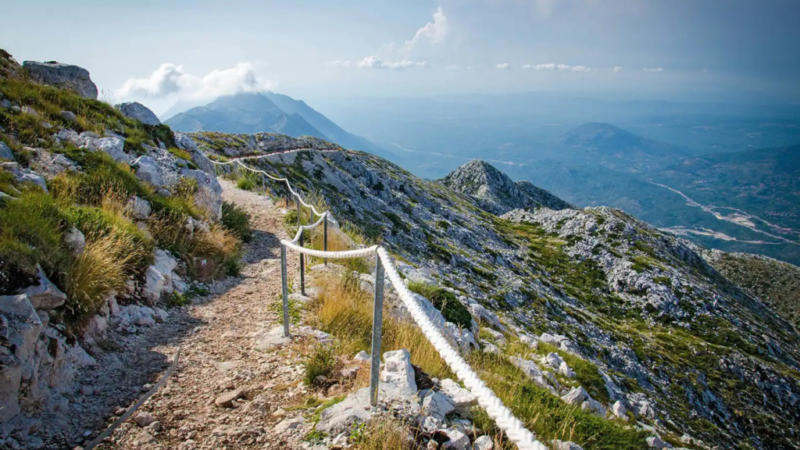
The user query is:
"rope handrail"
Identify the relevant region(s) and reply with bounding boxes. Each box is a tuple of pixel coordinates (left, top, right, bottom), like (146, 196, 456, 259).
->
(213, 152, 545, 449)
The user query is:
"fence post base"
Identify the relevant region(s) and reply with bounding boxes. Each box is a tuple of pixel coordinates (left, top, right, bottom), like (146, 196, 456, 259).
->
(369, 254, 385, 407)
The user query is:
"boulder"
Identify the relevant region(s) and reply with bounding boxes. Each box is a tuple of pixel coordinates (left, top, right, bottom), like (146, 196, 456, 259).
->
(0, 142, 12, 160)
(380, 349, 417, 396)
(19, 265, 67, 310)
(23, 61, 98, 99)
(135, 156, 166, 187)
(441, 428, 470, 450)
(134, 412, 155, 427)
(174, 132, 215, 175)
(561, 387, 588, 406)
(612, 401, 628, 421)
(315, 388, 373, 434)
(559, 361, 575, 378)
(63, 227, 86, 255)
(59, 110, 77, 123)
(254, 325, 291, 351)
(482, 328, 506, 346)
(127, 196, 152, 220)
(438, 379, 477, 415)
(581, 397, 606, 416)
(552, 440, 584, 450)
(180, 169, 222, 220)
(541, 352, 563, 369)
(421, 391, 455, 421)
(142, 266, 167, 304)
(646, 436, 672, 449)
(0, 294, 42, 422)
(15, 170, 47, 192)
(93, 136, 128, 163)
(353, 351, 370, 363)
(473, 435, 494, 450)
(215, 388, 245, 408)
(117, 102, 161, 126)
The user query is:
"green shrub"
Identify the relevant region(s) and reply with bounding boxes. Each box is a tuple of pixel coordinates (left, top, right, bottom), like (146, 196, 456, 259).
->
(66, 206, 154, 272)
(0, 190, 68, 291)
(237, 176, 256, 191)
(221, 201, 252, 242)
(407, 281, 472, 328)
(304, 344, 337, 387)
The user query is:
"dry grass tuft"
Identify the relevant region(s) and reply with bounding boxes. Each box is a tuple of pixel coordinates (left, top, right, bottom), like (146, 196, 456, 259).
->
(351, 414, 414, 450)
(310, 272, 453, 379)
(65, 232, 144, 317)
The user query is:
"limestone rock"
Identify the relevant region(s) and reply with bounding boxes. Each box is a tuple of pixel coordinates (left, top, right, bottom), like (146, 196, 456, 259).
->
(0, 142, 12, 160)
(63, 227, 86, 255)
(647, 436, 672, 449)
(20, 265, 66, 310)
(552, 440, 584, 450)
(117, 102, 161, 126)
(438, 379, 477, 415)
(134, 412, 155, 427)
(561, 387, 588, 406)
(59, 110, 77, 123)
(127, 196, 152, 220)
(180, 169, 222, 220)
(135, 156, 166, 187)
(215, 388, 245, 407)
(612, 401, 628, 421)
(421, 391, 455, 421)
(23, 61, 98, 99)
(380, 349, 417, 396)
(353, 351, 370, 363)
(93, 136, 128, 163)
(473, 435, 493, 450)
(441, 427, 470, 450)
(254, 326, 291, 351)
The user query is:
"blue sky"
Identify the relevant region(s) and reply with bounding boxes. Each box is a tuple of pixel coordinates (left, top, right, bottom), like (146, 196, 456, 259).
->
(2, 0, 798, 114)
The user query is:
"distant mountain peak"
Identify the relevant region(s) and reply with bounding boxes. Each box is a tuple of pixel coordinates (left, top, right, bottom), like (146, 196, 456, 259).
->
(441, 160, 573, 214)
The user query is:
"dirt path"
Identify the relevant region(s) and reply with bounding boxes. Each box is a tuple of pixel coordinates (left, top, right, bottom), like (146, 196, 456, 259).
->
(89, 180, 321, 450)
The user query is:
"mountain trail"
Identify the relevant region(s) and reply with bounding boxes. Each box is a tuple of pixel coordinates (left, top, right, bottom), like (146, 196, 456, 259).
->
(89, 180, 314, 450)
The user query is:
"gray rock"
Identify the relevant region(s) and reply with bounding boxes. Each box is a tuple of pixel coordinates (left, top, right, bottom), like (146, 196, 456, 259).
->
(127, 196, 152, 220)
(142, 266, 166, 304)
(254, 325, 291, 351)
(0, 142, 12, 161)
(174, 132, 215, 175)
(0, 294, 41, 422)
(117, 102, 161, 126)
(14, 171, 47, 192)
(561, 387, 589, 406)
(647, 436, 672, 449)
(23, 61, 98, 99)
(134, 412, 156, 428)
(353, 350, 370, 363)
(315, 388, 373, 434)
(421, 391, 455, 421)
(133, 430, 157, 445)
(612, 401, 628, 421)
(559, 361, 575, 378)
(441, 428, 470, 450)
(21, 106, 38, 117)
(473, 435, 494, 450)
(438, 379, 477, 415)
(215, 388, 245, 408)
(93, 136, 128, 163)
(180, 169, 222, 220)
(552, 440, 584, 450)
(135, 156, 166, 187)
(59, 110, 77, 123)
(20, 265, 67, 310)
(380, 349, 417, 396)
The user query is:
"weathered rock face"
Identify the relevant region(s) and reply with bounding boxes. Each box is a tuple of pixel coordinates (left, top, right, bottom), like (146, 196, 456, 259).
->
(174, 132, 215, 175)
(441, 160, 573, 214)
(117, 102, 161, 126)
(0, 294, 97, 432)
(0, 141, 12, 160)
(180, 169, 223, 220)
(19, 265, 66, 310)
(22, 61, 98, 99)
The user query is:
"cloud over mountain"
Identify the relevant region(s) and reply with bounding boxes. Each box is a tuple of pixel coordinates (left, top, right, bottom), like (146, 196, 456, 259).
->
(115, 62, 274, 102)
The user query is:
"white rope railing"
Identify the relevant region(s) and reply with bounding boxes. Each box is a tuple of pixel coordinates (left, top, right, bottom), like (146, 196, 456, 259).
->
(212, 150, 545, 450)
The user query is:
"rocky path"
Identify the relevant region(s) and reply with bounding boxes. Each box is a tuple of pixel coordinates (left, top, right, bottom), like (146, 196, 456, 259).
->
(87, 180, 322, 450)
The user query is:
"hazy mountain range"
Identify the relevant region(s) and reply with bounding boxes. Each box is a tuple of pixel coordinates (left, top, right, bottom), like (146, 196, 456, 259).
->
(164, 90, 800, 265)
(163, 92, 393, 158)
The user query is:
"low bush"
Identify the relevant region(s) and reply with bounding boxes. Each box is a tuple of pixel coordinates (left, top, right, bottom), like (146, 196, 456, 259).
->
(304, 344, 338, 387)
(0, 189, 68, 292)
(236, 176, 256, 191)
(221, 201, 252, 242)
(407, 281, 473, 329)
(66, 206, 154, 272)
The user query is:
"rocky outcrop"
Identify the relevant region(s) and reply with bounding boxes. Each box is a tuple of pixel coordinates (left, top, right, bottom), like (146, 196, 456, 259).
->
(117, 102, 161, 126)
(180, 169, 223, 220)
(18, 265, 66, 310)
(22, 61, 98, 99)
(441, 160, 573, 214)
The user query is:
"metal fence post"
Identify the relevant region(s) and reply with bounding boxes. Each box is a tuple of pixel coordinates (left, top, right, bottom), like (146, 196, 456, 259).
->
(296, 194, 301, 227)
(280, 244, 290, 337)
(323, 212, 328, 267)
(299, 230, 306, 296)
(369, 254, 385, 407)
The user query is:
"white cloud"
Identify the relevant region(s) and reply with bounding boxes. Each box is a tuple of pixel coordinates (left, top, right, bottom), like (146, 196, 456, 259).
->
(357, 56, 429, 70)
(643, 67, 664, 72)
(523, 63, 592, 72)
(115, 62, 274, 102)
(496, 63, 511, 70)
(613, 66, 623, 73)
(402, 7, 448, 54)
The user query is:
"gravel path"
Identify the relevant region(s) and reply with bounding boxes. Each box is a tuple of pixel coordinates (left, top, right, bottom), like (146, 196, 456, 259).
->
(84, 180, 322, 450)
